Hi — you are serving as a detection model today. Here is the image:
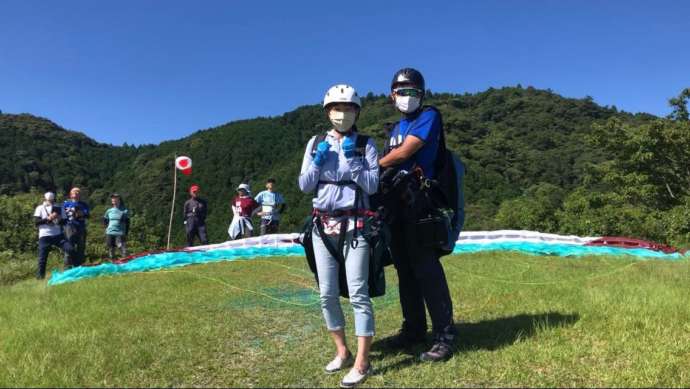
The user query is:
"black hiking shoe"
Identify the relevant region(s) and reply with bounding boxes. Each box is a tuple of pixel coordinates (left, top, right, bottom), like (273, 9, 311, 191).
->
(420, 342, 453, 362)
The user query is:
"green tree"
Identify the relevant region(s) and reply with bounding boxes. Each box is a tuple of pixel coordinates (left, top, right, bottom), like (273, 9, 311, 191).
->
(494, 183, 565, 232)
(0, 192, 41, 253)
(668, 87, 690, 121)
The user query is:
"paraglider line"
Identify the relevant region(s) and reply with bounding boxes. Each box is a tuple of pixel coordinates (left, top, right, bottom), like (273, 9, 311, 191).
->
(143, 260, 321, 308)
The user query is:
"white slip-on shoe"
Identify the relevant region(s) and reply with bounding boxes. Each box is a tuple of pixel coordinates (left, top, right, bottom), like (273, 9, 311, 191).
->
(340, 364, 373, 388)
(325, 353, 354, 374)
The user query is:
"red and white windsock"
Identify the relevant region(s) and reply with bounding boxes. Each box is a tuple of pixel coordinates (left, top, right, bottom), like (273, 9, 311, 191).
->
(175, 156, 193, 175)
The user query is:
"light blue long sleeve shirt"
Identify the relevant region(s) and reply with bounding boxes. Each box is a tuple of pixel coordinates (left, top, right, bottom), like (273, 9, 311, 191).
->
(298, 130, 379, 212)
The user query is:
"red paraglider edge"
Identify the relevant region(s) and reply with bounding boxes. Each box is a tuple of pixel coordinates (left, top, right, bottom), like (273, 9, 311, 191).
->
(82, 248, 189, 267)
(585, 236, 685, 255)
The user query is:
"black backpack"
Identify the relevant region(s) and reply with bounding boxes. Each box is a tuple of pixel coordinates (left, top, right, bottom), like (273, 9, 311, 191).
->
(297, 133, 390, 298)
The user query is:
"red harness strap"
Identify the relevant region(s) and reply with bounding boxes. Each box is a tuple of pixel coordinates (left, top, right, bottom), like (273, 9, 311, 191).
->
(312, 209, 377, 218)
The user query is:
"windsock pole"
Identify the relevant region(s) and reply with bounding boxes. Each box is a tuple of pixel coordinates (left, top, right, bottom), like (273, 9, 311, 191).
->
(166, 155, 178, 249)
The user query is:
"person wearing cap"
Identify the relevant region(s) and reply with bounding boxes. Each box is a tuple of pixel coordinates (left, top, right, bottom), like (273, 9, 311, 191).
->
(228, 183, 259, 240)
(298, 84, 379, 387)
(33, 192, 74, 279)
(254, 178, 286, 235)
(378, 68, 457, 362)
(183, 184, 209, 246)
(103, 193, 129, 260)
(61, 187, 90, 265)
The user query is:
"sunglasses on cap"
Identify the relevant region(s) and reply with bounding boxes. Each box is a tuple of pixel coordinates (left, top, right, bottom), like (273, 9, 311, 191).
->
(393, 88, 423, 97)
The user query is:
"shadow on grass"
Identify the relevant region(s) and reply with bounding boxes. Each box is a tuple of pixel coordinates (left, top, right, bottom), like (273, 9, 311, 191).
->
(373, 311, 579, 374)
(454, 311, 579, 351)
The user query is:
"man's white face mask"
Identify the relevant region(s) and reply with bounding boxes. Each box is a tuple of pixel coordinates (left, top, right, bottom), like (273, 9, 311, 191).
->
(395, 95, 421, 113)
(328, 110, 357, 132)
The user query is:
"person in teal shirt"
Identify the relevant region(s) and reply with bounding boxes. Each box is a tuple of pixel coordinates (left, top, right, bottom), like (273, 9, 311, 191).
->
(103, 193, 129, 260)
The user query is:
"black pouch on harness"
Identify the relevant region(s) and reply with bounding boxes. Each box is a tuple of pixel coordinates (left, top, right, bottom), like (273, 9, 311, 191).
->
(415, 208, 453, 249)
(298, 216, 318, 277)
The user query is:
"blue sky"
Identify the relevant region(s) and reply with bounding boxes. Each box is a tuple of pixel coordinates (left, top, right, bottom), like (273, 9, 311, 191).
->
(1, 0, 688, 145)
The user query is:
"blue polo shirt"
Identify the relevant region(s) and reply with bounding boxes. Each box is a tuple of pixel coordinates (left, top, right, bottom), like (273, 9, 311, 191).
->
(387, 108, 442, 178)
(61, 200, 90, 229)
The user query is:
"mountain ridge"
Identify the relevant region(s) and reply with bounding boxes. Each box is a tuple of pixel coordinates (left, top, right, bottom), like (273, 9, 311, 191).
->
(1, 86, 649, 244)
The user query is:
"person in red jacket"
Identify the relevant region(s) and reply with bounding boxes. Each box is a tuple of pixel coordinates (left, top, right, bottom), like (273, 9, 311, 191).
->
(228, 183, 259, 239)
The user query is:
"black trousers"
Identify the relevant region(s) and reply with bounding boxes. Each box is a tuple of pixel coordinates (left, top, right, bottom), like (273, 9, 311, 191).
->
(37, 234, 74, 278)
(185, 219, 208, 247)
(64, 226, 87, 266)
(260, 219, 279, 235)
(389, 219, 456, 339)
(106, 234, 128, 259)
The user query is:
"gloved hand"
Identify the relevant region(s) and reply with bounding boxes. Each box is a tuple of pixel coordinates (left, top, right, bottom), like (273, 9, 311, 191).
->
(342, 136, 356, 159)
(312, 141, 331, 167)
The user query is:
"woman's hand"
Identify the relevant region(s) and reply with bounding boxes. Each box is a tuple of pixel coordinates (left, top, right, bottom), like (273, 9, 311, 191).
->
(342, 136, 356, 159)
(313, 141, 331, 167)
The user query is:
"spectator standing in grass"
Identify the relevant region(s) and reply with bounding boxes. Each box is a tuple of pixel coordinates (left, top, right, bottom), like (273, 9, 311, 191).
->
(228, 183, 259, 239)
(61, 187, 90, 265)
(183, 184, 209, 246)
(103, 193, 129, 260)
(254, 178, 286, 235)
(33, 192, 74, 279)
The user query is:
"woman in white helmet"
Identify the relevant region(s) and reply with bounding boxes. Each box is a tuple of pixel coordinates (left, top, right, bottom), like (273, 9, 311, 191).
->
(298, 84, 379, 387)
(228, 183, 259, 240)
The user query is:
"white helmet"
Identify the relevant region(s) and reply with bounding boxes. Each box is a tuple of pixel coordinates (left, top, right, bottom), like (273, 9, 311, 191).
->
(237, 183, 251, 192)
(323, 84, 361, 109)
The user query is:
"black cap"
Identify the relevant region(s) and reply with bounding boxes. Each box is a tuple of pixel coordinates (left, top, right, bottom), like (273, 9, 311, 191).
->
(391, 68, 425, 91)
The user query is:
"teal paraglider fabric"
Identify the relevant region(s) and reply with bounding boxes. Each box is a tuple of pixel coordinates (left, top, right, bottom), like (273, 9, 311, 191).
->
(452, 241, 687, 259)
(48, 246, 304, 286)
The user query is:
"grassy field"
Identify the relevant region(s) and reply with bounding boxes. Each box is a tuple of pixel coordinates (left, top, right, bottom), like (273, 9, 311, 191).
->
(0, 252, 688, 387)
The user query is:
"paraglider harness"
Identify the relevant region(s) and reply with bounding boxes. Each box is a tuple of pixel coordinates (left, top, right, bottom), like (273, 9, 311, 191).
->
(298, 132, 391, 298)
(380, 106, 465, 256)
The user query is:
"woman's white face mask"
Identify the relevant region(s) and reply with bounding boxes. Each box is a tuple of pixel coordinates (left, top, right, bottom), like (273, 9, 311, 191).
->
(395, 95, 421, 113)
(328, 110, 357, 132)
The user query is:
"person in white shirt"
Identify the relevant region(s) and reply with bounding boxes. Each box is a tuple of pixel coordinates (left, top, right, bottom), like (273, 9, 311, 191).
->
(33, 192, 74, 279)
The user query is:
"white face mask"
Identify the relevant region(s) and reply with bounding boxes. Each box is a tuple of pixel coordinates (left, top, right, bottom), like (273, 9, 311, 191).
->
(395, 96, 421, 113)
(328, 110, 357, 132)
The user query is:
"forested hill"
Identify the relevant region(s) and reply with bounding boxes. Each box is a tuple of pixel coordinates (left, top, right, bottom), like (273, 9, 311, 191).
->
(0, 114, 142, 195)
(6, 85, 685, 247)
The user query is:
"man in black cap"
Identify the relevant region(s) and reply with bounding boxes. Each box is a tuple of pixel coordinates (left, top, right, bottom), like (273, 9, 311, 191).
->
(378, 68, 457, 362)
